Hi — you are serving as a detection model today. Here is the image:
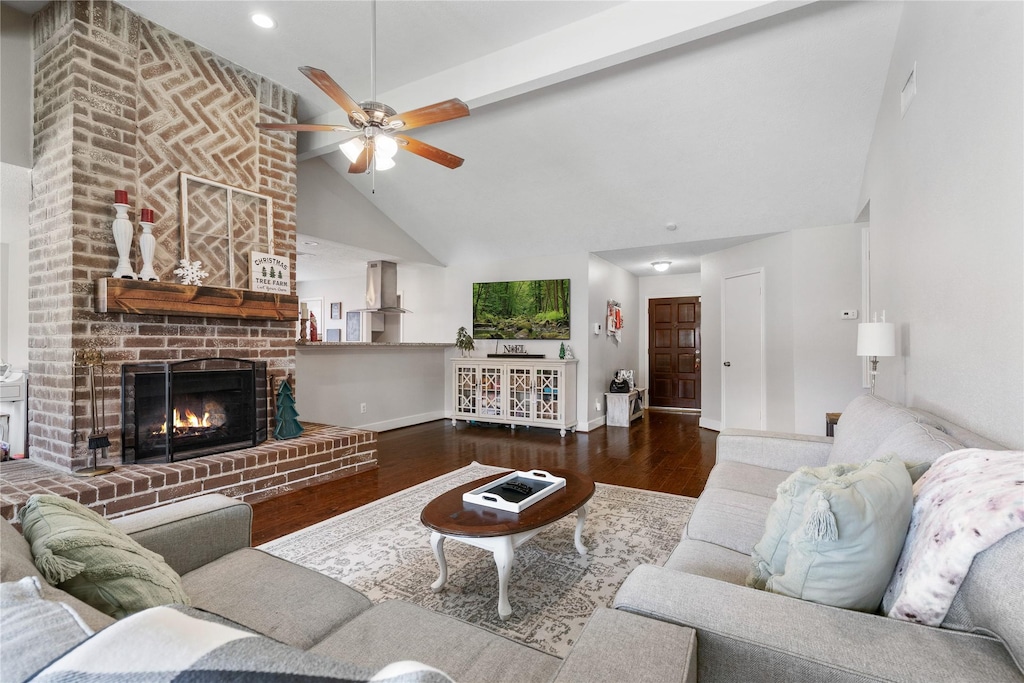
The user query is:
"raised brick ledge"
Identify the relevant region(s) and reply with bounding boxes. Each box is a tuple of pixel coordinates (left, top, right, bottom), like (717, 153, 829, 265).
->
(0, 423, 377, 522)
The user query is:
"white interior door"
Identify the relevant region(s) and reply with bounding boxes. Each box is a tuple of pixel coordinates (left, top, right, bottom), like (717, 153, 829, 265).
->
(722, 269, 765, 429)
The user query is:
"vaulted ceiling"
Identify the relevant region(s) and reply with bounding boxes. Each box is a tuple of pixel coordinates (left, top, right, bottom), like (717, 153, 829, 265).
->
(102, 2, 905, 274)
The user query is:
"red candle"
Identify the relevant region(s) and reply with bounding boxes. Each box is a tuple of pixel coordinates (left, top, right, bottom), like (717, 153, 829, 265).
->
(140, 208, 154, 223)
(114, 189, 128, 204)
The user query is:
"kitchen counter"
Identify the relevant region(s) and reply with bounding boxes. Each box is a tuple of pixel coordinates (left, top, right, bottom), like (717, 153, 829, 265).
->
(296, 342, 452, 348)
(294, 342, 450, 431)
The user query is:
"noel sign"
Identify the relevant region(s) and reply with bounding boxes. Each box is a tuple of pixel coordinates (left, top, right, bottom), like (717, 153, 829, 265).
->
(250, 251, 290, 294)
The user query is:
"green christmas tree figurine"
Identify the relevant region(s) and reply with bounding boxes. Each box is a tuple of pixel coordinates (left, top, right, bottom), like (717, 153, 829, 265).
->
(274, 378, 304, 440)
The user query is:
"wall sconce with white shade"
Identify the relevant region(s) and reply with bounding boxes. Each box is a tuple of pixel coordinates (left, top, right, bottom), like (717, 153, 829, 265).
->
(651, 261, 671, 272)
(857, 311, 895, 395)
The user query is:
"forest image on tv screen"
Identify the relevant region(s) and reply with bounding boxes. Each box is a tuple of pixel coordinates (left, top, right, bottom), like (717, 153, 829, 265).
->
(472, 279, 570, 340)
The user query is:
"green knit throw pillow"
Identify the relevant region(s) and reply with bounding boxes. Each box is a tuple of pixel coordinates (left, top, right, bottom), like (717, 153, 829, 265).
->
(18, 494, 190, 619)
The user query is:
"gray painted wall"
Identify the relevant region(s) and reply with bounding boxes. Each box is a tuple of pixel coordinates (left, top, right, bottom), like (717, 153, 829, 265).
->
(297, 158, 443, 266)
(1, 163, 30, 369)
(791, 224, 865, 432)
(1, 5, 32, 169)
(701, 224, 864, 433)
(858, 1, 1023, 448)
(0, 6, 33, 368)
(587, 254, 640, 429)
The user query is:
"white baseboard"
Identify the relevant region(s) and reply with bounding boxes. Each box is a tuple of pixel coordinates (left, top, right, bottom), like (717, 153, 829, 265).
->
(582, 416, 605, 432)
(358, 411, 446, 432)
(699, 417, 722, 432)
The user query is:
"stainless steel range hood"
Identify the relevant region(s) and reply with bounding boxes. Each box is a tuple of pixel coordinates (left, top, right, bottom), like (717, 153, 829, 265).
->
(356, 260, 410, 313)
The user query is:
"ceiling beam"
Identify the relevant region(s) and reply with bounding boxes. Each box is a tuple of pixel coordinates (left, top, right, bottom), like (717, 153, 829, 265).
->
(298, 0, 811, 161)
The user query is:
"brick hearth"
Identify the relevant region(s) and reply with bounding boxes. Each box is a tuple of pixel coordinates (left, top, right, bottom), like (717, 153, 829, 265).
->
(1, 423, 376, 522)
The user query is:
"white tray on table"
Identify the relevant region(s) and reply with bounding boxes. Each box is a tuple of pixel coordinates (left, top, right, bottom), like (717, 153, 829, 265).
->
(462, 469, 566, 513)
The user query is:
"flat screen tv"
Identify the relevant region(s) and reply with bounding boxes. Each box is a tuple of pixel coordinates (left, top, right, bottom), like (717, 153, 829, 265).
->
(472, 278, 570, 340)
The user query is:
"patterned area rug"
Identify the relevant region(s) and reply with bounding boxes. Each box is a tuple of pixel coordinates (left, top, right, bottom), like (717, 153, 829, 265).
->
(260, 463, 695, 658)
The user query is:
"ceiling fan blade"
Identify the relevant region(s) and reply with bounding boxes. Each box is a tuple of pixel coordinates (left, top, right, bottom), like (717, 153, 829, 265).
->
(257, 122, 356, 133)
(299, 66, 368, 125)
(389, 99, 469, 132)
(395, 135, 464, 169)
(348, 142, 374, 174)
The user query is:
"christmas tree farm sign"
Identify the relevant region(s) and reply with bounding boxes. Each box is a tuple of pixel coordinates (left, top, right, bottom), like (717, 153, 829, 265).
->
(250, 251, 290, 294)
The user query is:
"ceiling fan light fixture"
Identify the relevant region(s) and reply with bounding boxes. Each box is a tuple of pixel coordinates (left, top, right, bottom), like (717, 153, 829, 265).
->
(340, 137, 365, 164)
(652, 261, 671, 272)
(375, 133, 398, 159)
(374, 155, 396, 171)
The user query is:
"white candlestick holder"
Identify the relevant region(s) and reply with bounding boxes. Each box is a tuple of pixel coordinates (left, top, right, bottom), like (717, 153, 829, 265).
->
(110, 203, 137, 279)
(137, 220, 158, 281)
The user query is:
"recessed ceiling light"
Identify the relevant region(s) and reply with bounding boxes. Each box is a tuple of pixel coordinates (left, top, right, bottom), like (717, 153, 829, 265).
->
(651, 261, 671, 272)
(302, 240, 319, 246)
(251, 12, 276, 29)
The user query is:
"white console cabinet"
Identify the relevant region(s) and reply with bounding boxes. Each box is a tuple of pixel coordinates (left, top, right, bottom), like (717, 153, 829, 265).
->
(452, 358, 578, 436)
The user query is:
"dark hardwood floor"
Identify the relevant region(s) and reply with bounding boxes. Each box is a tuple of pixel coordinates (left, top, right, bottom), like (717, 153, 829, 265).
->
(251, 411, 717, 545)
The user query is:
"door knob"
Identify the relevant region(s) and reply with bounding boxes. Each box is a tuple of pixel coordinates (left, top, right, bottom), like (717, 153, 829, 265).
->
(723, 362, 731, 367)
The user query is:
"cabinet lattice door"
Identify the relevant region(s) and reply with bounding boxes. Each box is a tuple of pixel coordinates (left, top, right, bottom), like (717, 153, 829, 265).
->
(533, 367, 562, 422)
(508, 367, 532, 419)
(479, 365, 504, 417)
(455, 364, 479, 416)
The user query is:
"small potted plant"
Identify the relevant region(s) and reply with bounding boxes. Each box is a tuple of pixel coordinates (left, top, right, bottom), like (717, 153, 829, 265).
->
(455, 326, 475, 357)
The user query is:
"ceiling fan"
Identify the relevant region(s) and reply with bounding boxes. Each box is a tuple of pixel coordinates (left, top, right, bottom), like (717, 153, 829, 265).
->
(259, 66, 468, 174)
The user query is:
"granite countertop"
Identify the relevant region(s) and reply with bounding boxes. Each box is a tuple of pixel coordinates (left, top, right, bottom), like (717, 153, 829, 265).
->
(296, 342, 453, 348)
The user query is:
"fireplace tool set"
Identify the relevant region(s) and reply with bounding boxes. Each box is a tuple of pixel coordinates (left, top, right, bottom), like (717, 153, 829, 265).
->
(74, 348, 115, 477)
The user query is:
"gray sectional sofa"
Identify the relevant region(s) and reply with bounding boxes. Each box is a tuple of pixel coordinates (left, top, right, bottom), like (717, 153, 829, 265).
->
(4, 393, 1020, 682)
(614, 394, 1024, 682)
(1, 492, 698, 683)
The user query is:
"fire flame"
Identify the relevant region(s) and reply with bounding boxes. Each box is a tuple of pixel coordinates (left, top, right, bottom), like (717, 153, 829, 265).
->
(178, 408, 211, 428)
(158, 408, 212, 434)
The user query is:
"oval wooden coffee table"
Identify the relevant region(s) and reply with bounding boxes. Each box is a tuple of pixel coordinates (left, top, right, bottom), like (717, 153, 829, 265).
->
(420, 468, 595, 621)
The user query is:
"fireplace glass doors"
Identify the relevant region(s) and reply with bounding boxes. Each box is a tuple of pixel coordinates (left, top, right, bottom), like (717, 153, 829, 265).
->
(121, 358, 268, 464)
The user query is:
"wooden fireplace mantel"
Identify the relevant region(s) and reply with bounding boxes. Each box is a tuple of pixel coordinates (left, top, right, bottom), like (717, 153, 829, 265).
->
(95, 278, 298, 320)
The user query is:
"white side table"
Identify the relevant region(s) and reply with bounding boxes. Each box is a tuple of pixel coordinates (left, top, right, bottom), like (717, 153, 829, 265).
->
(605, 387, 646, 427)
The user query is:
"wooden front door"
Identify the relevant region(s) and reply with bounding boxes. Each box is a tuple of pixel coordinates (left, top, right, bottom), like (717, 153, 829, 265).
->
(649, 296, 701, 409)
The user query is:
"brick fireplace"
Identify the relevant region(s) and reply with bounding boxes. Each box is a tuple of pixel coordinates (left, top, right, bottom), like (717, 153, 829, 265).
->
(12, 0, 378, 512)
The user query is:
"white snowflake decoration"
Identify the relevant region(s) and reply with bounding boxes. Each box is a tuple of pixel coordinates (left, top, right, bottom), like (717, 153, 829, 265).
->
(173, 259, 209, 286)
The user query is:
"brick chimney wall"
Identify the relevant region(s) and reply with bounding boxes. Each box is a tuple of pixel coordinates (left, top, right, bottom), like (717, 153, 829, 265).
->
(29, 1, 299, 472)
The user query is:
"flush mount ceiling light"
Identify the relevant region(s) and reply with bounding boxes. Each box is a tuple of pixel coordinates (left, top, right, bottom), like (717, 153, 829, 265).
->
(250, 12, 276, 29)
(652, 261, 671, 272)
(665, 223, 678, 232)
(302, 240, 319, 246)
